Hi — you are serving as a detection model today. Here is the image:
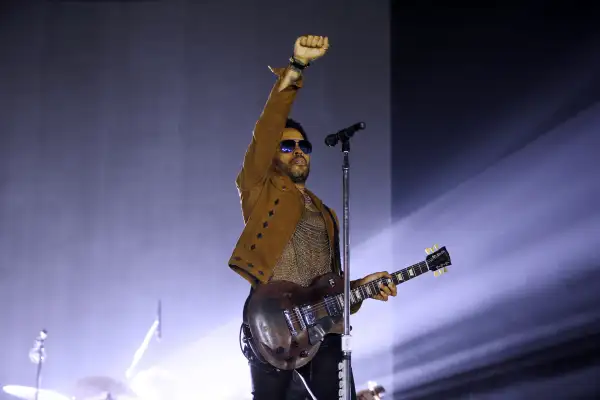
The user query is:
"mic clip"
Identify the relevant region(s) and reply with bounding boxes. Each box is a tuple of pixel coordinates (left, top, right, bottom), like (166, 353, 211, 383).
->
(324, 122, 366, 149)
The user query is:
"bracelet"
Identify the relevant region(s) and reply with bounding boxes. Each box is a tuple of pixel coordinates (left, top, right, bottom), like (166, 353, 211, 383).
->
(289, 56, 309, 72)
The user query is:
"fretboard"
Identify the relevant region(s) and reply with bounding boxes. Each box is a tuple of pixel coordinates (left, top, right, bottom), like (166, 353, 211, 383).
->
(335, 261, 429, 306)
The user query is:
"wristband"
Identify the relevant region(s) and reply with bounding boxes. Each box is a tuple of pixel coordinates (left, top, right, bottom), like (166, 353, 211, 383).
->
(289, 56, 309, 72)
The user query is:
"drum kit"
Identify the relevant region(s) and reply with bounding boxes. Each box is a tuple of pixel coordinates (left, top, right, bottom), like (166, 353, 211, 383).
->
(2, 303, 163, 400)
(2, 377, 139, 400)
(2, 296, 385, 400)
(3, 379, 385, 400)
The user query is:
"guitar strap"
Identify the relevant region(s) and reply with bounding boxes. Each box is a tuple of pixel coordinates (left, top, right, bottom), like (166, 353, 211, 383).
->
(241, 288, 270, 367)
(323, 204, 343, 277)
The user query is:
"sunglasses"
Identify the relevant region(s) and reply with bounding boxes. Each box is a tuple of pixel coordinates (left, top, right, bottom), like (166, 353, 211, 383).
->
(279, 139, 313, 154)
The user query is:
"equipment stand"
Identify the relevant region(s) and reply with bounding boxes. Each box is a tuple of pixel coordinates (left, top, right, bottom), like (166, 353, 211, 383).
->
(339, 138, 352, 400)
(30, 332, 47, 400)
(35, 355, 43, 400)
(324, 122, 365, 399)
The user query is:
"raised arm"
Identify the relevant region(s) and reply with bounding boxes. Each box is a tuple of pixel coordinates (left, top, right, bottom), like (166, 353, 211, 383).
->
(236, 35, 330, 191)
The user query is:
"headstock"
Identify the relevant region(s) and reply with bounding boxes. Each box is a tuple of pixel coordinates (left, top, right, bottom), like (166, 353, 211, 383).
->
(425, 244, 452, 277)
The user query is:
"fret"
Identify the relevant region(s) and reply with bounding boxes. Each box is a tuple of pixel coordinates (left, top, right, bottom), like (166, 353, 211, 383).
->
(334, 261, 432, 309)
(401, 269, 409, 281)
(394, 271, 403, 284)
(326, 255, 445, 321)
(366, 282, 377, 297)
(358, 261, 430, 301)
(359, 286, 367, 299)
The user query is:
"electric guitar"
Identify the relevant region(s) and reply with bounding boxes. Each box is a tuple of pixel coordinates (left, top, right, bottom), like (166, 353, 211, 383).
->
(244, 245, 452, 370)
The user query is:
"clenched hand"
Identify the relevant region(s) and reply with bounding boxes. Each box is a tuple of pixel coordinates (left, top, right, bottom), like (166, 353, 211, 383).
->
(293, 35, 330, 64)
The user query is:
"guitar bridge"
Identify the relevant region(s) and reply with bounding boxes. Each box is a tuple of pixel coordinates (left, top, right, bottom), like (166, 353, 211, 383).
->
(283, 307, 305, 337)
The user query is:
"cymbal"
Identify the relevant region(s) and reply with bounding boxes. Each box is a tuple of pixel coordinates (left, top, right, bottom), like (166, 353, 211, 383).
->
(2, 385, 70, 400)
(73, 377, 136, 398)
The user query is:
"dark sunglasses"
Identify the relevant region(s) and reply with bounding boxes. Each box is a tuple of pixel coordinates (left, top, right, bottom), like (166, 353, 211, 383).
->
(279, 139, 313, 154)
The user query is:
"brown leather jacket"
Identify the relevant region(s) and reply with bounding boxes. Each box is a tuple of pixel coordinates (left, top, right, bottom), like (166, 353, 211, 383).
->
(228, 66, 362, 312)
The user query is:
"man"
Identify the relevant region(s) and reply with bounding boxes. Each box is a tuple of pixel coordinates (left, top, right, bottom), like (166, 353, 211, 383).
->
(229, 35, 397, 400)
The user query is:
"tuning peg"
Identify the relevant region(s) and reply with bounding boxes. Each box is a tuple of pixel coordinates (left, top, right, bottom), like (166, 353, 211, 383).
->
(433, 244, 440, 251)
(433, 268, 447, 277)
(425, 247, 433, 255)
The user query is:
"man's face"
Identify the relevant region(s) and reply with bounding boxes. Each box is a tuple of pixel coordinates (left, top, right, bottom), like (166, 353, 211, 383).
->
(274, 128, 311, 184)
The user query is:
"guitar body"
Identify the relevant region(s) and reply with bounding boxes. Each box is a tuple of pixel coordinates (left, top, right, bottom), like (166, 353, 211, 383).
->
(243, 245, 452, 371)
(245, 273, 345, 370)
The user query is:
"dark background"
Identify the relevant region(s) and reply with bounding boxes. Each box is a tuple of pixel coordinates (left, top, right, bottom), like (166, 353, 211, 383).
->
(388, 2, 600, 399)
(1, 1, 599, 399)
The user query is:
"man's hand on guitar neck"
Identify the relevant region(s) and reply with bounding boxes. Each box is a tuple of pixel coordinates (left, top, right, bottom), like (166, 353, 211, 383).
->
(355, 271, 397, 301)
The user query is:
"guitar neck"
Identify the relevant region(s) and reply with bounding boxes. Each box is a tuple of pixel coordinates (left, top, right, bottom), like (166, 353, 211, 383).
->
(337, 261, 429, 305)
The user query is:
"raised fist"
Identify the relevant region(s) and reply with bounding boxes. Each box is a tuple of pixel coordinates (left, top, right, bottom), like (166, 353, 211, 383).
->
(293, 35, 330, 64)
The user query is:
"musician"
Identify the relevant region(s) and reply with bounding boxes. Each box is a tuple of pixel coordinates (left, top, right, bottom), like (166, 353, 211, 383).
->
(229, 35, 397, 400)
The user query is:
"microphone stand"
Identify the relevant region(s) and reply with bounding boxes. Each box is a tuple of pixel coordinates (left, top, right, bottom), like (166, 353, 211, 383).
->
(340, 138, 352, 400)
(35, 349, 43, 400)
(326, 133, 355, 400)
(29, 331, 47, 400)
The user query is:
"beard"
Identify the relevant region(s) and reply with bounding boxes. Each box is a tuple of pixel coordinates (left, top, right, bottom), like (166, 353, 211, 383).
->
(275, 158, 310, 183)
(288, 164, 310, 183)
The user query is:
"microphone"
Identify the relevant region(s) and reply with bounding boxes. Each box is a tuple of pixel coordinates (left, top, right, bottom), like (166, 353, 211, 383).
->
(28, 329, 47, 364)
(324, 122, 366, 147)
(156, 300, 162, 341)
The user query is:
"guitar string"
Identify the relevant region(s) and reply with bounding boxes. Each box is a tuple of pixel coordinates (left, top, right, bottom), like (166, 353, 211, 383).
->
(284, 263, 427, 325)
(285, 261, 432, 325)
(284, 272, 414, 325)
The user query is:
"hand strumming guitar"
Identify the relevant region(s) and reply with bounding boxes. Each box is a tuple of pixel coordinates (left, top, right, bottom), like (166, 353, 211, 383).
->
(279, 35, 330, 91)
(355, 271, 397, 301)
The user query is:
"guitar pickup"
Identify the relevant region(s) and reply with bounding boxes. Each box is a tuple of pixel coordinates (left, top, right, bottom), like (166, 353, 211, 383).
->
(283, 307, 305, 337)
(324, 296, 341, 317)
(300, 304, 317, 326)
